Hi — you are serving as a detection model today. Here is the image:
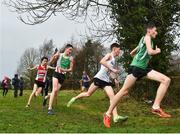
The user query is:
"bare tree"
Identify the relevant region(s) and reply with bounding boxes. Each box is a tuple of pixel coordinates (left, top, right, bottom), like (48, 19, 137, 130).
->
(17, 47, 39, 88)
(4, 0, 111, 25)
(39, 39, 55, 59)
(4, 0, 116, 42)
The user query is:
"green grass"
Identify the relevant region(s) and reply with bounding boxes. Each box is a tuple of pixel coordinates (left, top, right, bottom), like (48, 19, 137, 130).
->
(0, 90, 180, 133)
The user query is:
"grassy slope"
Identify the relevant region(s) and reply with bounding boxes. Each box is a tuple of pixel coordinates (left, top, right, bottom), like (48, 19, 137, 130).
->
(0, 90, 179, 133)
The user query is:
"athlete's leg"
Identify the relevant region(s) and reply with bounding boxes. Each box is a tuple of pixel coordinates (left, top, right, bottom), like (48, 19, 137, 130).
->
(35, 87, 43, 96)
(104, 86, 118, 117)
(45, 92, 51, 99)
(104, 86, 128, 122)
(75, 83, 98, 99)
(103, 74, 137, 127)
(48, 77, 61, 110)
(44, 87, 49, 96)
(81, 86, 85, 92)
(114, 79, 120, 92)
(26, 84, 38, 106)
(67, 83, 98, 107)
(106, 74, 137, 116)
(43, 92, 51, 106)
(146, 70, 171, 109)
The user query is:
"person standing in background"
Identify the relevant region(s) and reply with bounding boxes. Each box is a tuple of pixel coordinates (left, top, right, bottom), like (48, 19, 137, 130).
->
(12, 74, 20, 98)
(1, 76, 9, 96)
(19, 77, 24, 96)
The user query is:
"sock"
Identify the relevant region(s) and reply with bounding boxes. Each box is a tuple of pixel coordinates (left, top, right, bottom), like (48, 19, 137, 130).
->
(44, 96, 48, 99)
(106, 112, 111, 117)
(152, 105, 160, 110)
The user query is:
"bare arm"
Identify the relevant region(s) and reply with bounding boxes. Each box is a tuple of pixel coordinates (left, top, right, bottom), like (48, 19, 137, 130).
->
(49, 51, 60, 65)
(144, 35, 161, 55)
(130, 46, 138, 57)
(47, 65, 56, 70)
(27, 65, 38, 70)
(100, 53, 119, 73)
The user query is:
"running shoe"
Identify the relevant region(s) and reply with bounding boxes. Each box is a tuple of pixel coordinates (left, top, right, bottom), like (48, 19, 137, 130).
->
(151, 108, 171, 118)
(48, 109, 54, 115)
(67, 97, 76, 107)
(25, 104, 30, 108)
(103, 113, 111, 128)
(113, 115, 128, 123)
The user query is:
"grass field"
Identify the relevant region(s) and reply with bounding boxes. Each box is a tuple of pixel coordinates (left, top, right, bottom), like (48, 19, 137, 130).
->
(0, 89, 180, 133)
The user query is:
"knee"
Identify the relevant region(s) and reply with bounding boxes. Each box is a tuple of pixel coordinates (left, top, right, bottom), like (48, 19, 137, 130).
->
(163, 77, 171, 85)
(123, 90, 129, 95)
(34, 92, 37, 96)
(53, 91, 58, 97)
(121, 89, 129, 96)
(166, 77, 171, 84)
(107, 93, 115, 100)
(53, 88, 58, 94)
(34, 91, 40, 97)
(86, 92, 91, 97)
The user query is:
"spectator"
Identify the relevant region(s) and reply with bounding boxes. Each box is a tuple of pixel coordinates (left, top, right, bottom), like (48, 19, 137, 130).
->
(12, 74, 20, 98)
(19, 77, 24, 96)
(1, 76, 9, 96)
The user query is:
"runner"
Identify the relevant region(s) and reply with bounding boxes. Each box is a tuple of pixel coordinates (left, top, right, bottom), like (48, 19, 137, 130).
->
(25, 57, 55, 107)
(80, 71, 90, 92)
(103, 22, 171, 128)
(47, 44, 74, 115)
(67, 43, 128, 123)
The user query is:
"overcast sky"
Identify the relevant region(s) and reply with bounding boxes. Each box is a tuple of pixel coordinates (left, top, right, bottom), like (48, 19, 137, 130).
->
(0, 2, 90, 80)
(1, 2, 178, 80)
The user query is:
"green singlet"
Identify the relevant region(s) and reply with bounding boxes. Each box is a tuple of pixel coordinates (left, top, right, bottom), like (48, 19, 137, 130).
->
(130, 36, 154, 69)
(58, 53, 71, 69)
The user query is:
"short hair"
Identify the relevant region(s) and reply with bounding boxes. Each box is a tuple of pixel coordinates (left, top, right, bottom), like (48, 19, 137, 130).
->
(146, 22, 156, 29)
(110, 43, 120, 50)
(41, 56, 48, 62)
(65, 44, 73, 49)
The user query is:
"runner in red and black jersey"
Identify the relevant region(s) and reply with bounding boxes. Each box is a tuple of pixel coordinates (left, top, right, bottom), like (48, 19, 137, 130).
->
(26, 57, 55, 108)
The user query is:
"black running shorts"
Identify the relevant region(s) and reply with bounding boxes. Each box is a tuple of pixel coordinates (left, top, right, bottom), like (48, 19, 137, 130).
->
(93, 78, 112, 89)
(128, 66, 152, 80)
(34, 80, 45, 88)
(53, 72, 65, 84)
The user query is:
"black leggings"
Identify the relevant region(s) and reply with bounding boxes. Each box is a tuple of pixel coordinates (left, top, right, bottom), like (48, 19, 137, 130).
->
(3, 88, 8, 96)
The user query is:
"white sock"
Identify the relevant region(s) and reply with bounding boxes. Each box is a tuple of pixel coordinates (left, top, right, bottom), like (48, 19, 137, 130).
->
(106, 112, 111, 117)
(113, 115, 119, 119)
(45, 96, 48, 99)
(152, 105, 160, 109)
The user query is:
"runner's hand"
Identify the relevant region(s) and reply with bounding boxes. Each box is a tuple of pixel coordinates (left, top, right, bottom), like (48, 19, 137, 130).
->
(155, 46, 161, 54)
(110, 68, 120, 74)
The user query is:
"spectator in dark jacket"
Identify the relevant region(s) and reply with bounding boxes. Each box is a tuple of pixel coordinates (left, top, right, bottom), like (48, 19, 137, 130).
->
(12, 74, 20, 98)
(19, 77, 24, 96)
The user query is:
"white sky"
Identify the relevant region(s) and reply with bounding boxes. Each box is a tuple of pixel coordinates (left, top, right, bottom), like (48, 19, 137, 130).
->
(0, 2, 89, 80)
(1, 1, 178, 80)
